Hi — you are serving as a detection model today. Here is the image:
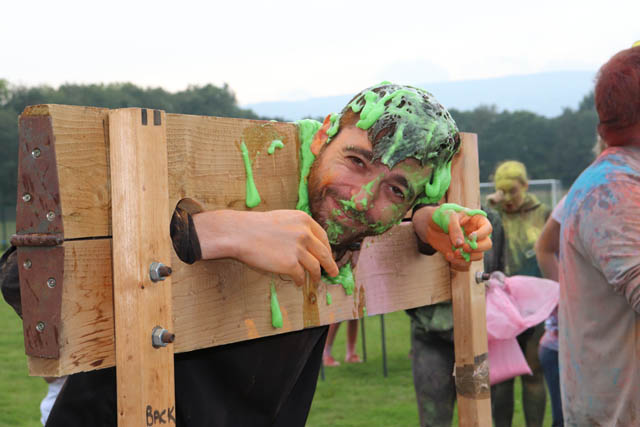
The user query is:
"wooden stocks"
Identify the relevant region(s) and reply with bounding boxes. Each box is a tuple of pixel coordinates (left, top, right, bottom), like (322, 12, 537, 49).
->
(109, 108, 176, 426)
(447, 134, 492, 426)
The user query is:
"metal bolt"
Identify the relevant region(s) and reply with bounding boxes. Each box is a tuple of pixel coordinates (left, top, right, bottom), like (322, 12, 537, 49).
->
(31, 148, 41, 158)
(149, 262, 172, 282)
(151, 326, 175, 348)
(475, 271, 491, 284)
(22, 193, 32, 203)
(23, 259, 32, 270)
(36, 321, 45, 332)
(46, 211, 56, 222)
(47, 278, 56, 288)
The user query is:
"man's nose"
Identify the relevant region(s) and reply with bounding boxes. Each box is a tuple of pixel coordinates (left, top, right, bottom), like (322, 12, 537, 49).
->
(351, 181, 379, 211)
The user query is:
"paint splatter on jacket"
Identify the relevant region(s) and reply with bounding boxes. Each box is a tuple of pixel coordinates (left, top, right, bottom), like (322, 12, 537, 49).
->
(494, 193, 550, 277)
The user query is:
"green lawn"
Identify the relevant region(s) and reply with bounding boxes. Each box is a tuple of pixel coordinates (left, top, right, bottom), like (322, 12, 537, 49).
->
(0, 299, 47, 426)
(1, 301, 550, 426)
(308, 311, 552, 426)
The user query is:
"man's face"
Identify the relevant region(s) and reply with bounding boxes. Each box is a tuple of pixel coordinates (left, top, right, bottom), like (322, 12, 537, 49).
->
(496, 178, 527, 213)
(307, 125, 432, 250)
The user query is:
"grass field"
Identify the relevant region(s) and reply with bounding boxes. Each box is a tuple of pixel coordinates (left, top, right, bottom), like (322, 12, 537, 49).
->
(1, 300, 550, 426)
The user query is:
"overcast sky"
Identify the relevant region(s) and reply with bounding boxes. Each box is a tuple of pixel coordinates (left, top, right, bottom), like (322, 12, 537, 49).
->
(2, 0, 639, 105)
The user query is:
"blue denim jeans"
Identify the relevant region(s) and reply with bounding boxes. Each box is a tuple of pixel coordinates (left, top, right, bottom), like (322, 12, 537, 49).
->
(539, 345, 563, 426)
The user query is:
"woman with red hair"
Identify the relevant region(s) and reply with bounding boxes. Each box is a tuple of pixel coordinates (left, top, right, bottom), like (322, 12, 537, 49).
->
(559, 43, 640, 425)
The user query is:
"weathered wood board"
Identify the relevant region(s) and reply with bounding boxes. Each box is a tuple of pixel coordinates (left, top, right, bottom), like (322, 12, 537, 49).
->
(20, 105, 458, 377)
(448, 134, 492, 425)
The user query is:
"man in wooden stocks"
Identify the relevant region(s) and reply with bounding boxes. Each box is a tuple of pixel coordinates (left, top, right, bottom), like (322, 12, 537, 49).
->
(4, 83, 493, 426)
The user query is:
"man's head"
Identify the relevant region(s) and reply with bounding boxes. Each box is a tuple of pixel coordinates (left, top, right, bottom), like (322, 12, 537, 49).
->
(490, 160, 528, 213)
(305, 82, 460, 249)
(595, 44, 640, 147)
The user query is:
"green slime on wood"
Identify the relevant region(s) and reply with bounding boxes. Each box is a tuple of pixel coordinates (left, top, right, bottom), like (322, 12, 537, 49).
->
(240, 141, 261, 208)
(432, 203, 486, 262)
(323, 262, 355, 296)
(267, 139, 284, 154)
(295, 119, 322, 214)
(270, 282, 283, 329)
(326, 292, 332, 305)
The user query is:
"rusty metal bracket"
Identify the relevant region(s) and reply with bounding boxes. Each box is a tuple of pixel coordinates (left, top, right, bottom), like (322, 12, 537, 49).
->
(14, 115, 64, 358)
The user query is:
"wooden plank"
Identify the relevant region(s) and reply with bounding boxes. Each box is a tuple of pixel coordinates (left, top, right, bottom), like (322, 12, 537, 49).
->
(20, 105, 301, 239)
(109, 108, 175, 426)
(447, 134, 492, 426)
(26, 223, 451, 377)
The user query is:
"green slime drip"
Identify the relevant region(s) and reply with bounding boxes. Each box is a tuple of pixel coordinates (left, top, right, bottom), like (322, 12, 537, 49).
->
(267, 139, 284, 154)
(295, 119, 322, 214)
(240, 141, 261, 208)
(295, 119, 356, 286)
(270, 282, 283, 329)
(326, 113, 340, 138)
(431, 203, 486, 262)
(326, 292, 332, 305)
(323, 262, 355, 296)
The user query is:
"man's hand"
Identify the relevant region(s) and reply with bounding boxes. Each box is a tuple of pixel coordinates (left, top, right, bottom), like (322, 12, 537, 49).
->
(412, 205, 493, 271)
(193, 210, 339, 286)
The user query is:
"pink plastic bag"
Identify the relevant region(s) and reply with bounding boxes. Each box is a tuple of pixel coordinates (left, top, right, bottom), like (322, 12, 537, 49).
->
(485, 273, 559, 385)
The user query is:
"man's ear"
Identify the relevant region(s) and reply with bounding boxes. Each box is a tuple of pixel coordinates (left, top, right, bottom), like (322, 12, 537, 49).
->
(310, 114, 333, 156)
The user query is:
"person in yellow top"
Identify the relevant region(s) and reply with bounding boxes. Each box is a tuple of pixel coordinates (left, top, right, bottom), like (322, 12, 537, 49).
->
(487, 160, 550, 427)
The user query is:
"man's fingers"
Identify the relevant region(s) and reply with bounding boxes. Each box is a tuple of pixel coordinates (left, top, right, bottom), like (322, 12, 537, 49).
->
(470, 252, 483, 262)
(449, 258, 471, 271)
(291, 264, 306, 287)
(298, 250, 322, 284)
(447, 213, 465, 247)
(307, 235, 339, 277)
(309, 217, 333, 252)
(462, 237, 492, 254)
(468, 217, 493, 240)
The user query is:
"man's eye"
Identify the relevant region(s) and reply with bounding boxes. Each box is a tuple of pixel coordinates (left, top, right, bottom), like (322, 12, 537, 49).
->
(348, 156, 365, 168)
(390, 186, 405, 200)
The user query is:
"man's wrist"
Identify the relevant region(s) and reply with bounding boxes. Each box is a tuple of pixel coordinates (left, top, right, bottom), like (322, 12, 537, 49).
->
(412, 204, 438, 255)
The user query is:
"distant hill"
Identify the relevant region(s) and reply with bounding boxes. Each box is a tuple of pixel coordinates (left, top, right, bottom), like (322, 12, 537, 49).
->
(245, 71, 596, 120)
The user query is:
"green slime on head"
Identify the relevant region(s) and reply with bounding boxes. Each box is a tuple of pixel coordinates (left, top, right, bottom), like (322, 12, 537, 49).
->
(270, 281, 283, 329)
(240, 141, 261, 208)
(342, 83, 460, 205)
(326, 113, 340, 138)
(267, 139, 284, 154)
(431, 203, 486, 262)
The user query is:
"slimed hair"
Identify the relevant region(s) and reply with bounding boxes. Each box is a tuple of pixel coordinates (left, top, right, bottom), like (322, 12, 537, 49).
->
(326, 82, 460, 203)
(329, 82, 460, 169)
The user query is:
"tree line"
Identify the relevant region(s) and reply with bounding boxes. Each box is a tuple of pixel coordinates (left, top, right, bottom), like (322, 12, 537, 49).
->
(0, 79, 598, 208)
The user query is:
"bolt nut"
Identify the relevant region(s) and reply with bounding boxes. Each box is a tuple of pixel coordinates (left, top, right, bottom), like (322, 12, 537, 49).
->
(36, 321, 45, 332)
(22, 193, 32, 203)
(23, 259, 32, 270)
(32, 148, 41, 158)
(475, 271, 491, 284)
(47, 278, 56, 288)
(149, 262, 172, 282)
(151, 326, 175, 348)
(46, 211, 56, 222)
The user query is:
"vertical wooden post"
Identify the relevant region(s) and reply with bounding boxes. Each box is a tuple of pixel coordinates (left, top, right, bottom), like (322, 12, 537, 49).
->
(448, 133, 492, 426)
(109, 108, 176, 426)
